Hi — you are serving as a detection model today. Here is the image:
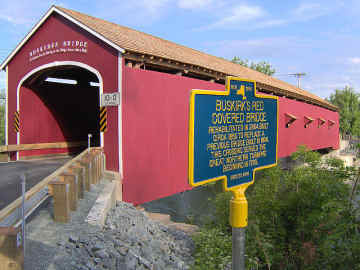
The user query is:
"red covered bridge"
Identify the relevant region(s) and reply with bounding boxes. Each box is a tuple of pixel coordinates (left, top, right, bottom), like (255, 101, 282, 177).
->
(0, 6, 339, 205)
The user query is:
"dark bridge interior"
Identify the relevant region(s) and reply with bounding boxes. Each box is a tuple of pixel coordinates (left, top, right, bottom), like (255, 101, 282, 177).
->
(22, 65, 101, 149)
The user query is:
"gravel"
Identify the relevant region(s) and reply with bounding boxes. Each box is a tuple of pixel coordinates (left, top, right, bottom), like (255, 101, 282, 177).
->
(24, 180, 195, 270)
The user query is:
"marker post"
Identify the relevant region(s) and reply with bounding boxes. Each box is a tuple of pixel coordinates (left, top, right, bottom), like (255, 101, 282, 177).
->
(230, 186, 249, 270)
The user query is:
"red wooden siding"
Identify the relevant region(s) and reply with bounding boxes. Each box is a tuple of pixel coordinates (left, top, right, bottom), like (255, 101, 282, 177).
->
(122, 67, 339, 205)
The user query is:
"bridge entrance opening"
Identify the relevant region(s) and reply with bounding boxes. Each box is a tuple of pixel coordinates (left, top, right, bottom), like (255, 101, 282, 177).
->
(19, 64, 101, 158)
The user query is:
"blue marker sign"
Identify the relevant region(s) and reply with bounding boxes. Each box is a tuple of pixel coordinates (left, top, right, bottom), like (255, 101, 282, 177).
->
(189, 77, 278, 190)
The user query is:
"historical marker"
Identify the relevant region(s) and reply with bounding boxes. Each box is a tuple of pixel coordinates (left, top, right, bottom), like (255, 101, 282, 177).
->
(189, 77, 278, 190)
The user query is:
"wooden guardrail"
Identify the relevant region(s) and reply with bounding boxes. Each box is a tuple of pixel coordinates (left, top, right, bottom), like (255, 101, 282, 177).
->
(0, 147, 104, 224)
(0, 141, 87, 153)
(0, 147, 105, 270)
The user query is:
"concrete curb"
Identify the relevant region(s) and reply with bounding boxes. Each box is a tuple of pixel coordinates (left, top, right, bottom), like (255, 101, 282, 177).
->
(104, 170, 122, 201)
(85, 180, 116, 228)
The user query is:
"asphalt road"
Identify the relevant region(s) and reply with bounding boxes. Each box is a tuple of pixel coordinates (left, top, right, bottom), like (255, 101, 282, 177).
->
(0, 157, 71, 211)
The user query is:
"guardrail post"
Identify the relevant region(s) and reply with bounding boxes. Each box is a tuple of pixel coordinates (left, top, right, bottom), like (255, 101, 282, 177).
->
(99, 149, 104, 180)
(89, 153, 96, 185)
(0, 227, 23, 270)
(96, 153, 100, 183)
(101, 150, 105, 177)
(68, 165, 84, 199)
(92, 151, 98, 184)
(77, 159, 91, 192)
(49, 181, 70, 223)
(94, 150, 100, 184)
(59, 173, 77, 211)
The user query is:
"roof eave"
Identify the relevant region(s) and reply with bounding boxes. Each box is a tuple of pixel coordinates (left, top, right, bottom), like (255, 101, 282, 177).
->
(0, 5, 124, 70)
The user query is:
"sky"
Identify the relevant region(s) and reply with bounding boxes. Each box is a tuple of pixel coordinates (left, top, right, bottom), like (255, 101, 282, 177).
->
(0, 0, 359, 99)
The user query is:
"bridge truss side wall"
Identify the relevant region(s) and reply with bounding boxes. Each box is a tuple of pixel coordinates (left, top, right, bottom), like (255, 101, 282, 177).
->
(122, 67, 339, 205)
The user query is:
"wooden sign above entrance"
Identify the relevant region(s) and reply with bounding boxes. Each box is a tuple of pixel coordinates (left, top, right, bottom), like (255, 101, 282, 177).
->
(28, 40, 88, 62)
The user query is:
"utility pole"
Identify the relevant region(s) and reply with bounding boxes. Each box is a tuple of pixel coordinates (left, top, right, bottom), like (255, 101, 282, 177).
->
(288, 73, 306, 88)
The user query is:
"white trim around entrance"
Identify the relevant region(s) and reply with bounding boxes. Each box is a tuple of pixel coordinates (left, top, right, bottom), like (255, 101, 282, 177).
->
(15, 61, 104, 160)
(118, 52, 123, 177)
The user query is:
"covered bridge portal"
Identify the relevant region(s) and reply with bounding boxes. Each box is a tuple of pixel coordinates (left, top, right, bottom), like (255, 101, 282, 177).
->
(1, 6, 340, 205)
(21, 65, 101, 152)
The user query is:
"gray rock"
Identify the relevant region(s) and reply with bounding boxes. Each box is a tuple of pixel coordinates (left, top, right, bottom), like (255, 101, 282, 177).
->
(125, 253, 138, 269)
(79, 236, 90, 245)
(116, 256, 128, 269)
(153, 263, 165, 270)
(102, 258, 113, 269)
(113, 239, 123, 247)
(69, 235, 79, 243)
(136, 264, 147, 270)
(85, 245, 95, 257)
(140, 245, 153, 261)
(91, 243, 105, 252)
(138, 255, 152, 269)
(118, 246, 129, 256)
(35, 200, 194, 270)
(94, 249, 108, 259)
(176, 260, 185, 269)
(85, 262, 95, 269)
(57, 240, 66, 247)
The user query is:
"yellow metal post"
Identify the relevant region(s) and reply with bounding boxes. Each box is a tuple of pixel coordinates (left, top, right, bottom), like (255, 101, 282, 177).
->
(229, 185, 249, 228)
(230, 184, 251, 270)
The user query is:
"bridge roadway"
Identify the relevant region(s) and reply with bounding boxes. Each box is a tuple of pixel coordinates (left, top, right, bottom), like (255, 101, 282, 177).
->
(0, 157, 71, 211)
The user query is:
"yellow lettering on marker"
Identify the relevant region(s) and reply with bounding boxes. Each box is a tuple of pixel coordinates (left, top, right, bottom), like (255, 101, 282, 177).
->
(246, 112, 266, 123)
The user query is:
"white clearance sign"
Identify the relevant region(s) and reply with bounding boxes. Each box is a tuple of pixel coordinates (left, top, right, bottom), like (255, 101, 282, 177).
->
(101, 93, 120, 106)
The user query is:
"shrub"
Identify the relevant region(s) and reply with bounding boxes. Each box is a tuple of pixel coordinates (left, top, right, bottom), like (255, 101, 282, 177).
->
(192, 146, 360, 269)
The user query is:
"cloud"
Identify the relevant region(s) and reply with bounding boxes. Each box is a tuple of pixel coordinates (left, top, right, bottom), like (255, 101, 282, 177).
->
(348, 57, 360, 64)
(251, 19, 287, 29)
(178, 0, 213, 9)
(0, 0, 170, 28)
(93, 0, 173, 26)
(0, 1, 65, 25)
(205, 4, 265, 29)
(300, 70, 360, 99)
(204, 36, 312, 60)
(293, 3, 324, 18)
(194, 1, 347, 31)
(292, 1, 344, 22)
(141, 0, 171, 14)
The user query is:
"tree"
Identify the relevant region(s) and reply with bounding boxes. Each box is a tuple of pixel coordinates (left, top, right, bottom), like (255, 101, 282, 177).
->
(231, 56, 276, 76)
(327, 86, 360, 136)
